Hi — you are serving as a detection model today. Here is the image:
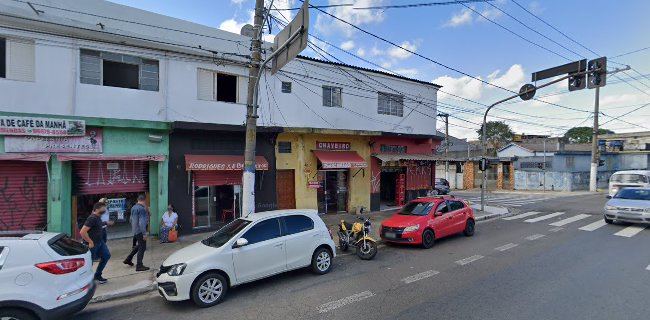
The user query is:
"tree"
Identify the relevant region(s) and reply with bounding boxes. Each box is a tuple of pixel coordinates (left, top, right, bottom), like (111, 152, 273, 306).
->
(476, 121, 514, 152)
(564, 127, 614, 144)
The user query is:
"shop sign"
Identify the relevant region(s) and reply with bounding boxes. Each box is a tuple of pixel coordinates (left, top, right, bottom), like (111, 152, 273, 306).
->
(0, 116, 85, 137)
(307, 180, 321, 189)
(107, 198, 127, 222)
(380, 144, 407, 154)
(321, 162, 367, 169)
(316, 141, 351, 151)
(4, 128, 102, 153)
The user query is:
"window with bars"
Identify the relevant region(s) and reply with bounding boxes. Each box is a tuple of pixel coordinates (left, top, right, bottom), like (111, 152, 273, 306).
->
(0, 37, 35, 81)
(322, 86, 342, 108)
(197, 68, 238, 103)
(80, 49, 159, 91)
(281, 81, 292, 93)
(278, 141, 292, 153)
(378, 92, 404, 117)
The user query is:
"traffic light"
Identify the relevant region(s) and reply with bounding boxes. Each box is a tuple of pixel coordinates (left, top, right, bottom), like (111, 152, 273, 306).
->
(588, 57, 607, 89)
(568, 72, 586, 91)
(598, 160, 605, 167)
(479, 158, 488, 171)
(537, 162, 544, 170)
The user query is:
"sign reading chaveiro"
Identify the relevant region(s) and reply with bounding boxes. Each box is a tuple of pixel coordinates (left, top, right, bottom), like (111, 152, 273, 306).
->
(0, 116, 85, 137)
(316, 141, 351, 151)
(5, 128, 102, 153)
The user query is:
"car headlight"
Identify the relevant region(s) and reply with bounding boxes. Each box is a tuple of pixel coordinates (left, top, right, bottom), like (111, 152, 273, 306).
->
(604, 205, 617, 210)
(167, 263, 187, 276)
(403, 224, 420, 233)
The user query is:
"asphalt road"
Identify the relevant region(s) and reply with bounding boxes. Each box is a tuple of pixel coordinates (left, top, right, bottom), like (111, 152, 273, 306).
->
(76, 193, 650, 320)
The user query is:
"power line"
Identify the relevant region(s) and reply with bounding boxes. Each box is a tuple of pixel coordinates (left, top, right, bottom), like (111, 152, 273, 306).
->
(601, 102, 650, 127)
(353, 0, 493, 10)
(610, 45, 650, 59)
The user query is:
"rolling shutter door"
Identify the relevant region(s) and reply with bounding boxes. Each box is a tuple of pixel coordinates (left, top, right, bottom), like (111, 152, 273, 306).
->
(73, 160, 149, 195)
(194, 171, 242, 186)
(0, 161, 48, 231)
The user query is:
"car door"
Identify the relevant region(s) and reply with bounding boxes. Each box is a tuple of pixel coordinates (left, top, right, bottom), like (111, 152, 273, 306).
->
(232, 217, 286, 283)
(431, 201, 452, 238)
(448, 200, 468, 233)
(281, 214, 318, 270)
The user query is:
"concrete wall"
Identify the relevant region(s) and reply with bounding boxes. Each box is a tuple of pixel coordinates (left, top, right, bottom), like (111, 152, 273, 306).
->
(514, 170, 613, 191)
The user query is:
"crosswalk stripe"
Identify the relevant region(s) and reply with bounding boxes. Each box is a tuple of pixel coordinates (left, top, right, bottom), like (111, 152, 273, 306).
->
(495, 243, 518, 251)
(455, 255, 484, 265)
(549, 214, 591, 227)
(503, 211, 541, 220)
(579, 220, 608, 231)
(525, 212, 565, 223)
(401, 270, 440, 284)
(525, 234, 545, 240)
(614, 225, 647, 238)
(549, 227, 564, 232)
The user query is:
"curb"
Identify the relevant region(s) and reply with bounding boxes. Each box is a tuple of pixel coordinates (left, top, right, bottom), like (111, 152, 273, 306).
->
(90, 280, 157, 304)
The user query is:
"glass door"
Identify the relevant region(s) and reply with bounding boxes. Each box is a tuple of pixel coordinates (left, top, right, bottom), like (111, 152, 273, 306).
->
(233, 185, 242, 218)
(194, 185, 213, 228)
(336, 171, 348, 213)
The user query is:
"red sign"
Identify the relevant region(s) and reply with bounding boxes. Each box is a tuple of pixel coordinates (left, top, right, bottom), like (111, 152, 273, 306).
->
(5, 128, 102, 153)
(307, 181, 321, 189)
(316, 141, 351, 151)
(185, 155, 269, 171)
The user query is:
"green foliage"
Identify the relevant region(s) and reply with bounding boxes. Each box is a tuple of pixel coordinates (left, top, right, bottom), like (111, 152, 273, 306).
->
(476, 121, 514, 151)
(564, 127, 614, 144)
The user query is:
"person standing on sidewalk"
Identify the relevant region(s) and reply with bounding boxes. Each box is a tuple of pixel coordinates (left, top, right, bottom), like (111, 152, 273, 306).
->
(124, 194, 150, 271)
(80, 202, 112, 284)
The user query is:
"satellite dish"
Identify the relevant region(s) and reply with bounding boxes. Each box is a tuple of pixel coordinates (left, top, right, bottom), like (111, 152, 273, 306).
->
(240, 24, 254, 37)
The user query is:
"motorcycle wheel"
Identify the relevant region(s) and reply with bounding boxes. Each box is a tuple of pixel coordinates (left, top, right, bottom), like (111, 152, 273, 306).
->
(340, 238, 349, 252)
(356, 240, 377, 260)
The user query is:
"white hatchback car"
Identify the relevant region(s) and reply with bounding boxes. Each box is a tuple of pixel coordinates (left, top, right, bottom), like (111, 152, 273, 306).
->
(156, 209, 336, 307)
(0, 232, 95, 320)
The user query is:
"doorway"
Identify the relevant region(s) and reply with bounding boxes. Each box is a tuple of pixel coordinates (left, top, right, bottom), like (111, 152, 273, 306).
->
(317, 170, 349, 213)
(193, 184, 242, 228)
(276, 169, 296, 209)
(380, 171, 397, 205)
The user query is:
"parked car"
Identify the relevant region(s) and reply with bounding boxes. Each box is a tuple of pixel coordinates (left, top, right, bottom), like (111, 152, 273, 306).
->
(156, 209, 336, 307)
(0, 232, 95, 320)
(433, 178, 450, 195)
(604, 187, 650, 224)
(380, 196, 475, 248)
(608, 170, 650, 196)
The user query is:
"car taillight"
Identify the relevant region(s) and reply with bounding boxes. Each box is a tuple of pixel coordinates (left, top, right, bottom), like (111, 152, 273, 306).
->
(35, 258, 85, 275)
(328, 229, 334, 240)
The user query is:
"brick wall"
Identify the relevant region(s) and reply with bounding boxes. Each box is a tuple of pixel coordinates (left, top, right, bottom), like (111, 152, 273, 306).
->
(463, 161, 474, 189)
(497, 162, 504, 190)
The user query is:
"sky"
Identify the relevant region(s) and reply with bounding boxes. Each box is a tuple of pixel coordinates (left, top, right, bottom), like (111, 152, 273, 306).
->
(109, 0, 650, 140)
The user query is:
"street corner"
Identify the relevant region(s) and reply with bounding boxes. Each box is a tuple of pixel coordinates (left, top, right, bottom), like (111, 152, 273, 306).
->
(471, 204, 511, 222)
(91, 279, 157, 304)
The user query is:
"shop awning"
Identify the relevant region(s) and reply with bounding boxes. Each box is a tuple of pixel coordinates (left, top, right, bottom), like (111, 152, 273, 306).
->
(185, 155, 269, 171)
(373, 153, 437, 162)
(57, 155, 166, 161)
(0, 153, 50, 162)
(312, 150, 367, 169)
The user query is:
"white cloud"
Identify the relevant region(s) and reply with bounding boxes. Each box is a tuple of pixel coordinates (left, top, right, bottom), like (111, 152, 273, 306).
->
(487, 64, 525, 91)
(394, 68, 419, 77)
(357, 48, 366, 57)
(445, 8, 473, 27)
(340, 40, 355, 50)
(600, 94, 644, 107)
(479, 7, 502, 20)
(432, 75, 484, 100)
(388, 41, 418, 60)
(231, 0, 246, 4)
(530, 92, 562, 107)
(381, 61, 392, 69)
(315, 0, 386, 37)
(218, 10, 254, 35)
(370, 46, 383, 56)
(528, 1, 544, 14)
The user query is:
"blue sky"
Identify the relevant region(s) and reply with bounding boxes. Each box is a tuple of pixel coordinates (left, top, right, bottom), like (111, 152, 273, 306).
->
(110, 0, 650, 140)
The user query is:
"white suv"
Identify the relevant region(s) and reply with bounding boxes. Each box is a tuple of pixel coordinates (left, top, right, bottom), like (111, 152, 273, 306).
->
(156, 209, 336, 307)
(0, 232, 95, 320)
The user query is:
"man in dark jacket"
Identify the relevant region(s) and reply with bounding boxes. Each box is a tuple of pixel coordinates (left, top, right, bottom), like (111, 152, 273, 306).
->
(124, 194, 150, 271)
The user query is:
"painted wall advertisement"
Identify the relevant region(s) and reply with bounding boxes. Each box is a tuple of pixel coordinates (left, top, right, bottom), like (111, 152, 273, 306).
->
(5, 128, 102, 153)
(0, 116, 85, 136)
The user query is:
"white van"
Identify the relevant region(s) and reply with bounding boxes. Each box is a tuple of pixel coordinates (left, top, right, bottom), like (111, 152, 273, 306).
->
(608, 170, 650, 196)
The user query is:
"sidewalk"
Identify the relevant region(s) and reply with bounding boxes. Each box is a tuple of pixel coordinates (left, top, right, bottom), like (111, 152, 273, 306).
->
(91, 205, 508, 303)
(461, 188, 604, 196)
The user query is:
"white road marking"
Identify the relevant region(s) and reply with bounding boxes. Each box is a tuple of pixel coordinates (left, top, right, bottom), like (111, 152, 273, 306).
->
(455, 255, 484, 265)
(495, 243, 518, 251)
(579, 220, 608, 231)
(401, 270, 440, 284)
(525, 212, 565, 223)
(549, 214, 591, 227)
(525, 234, 545, 240)
(614, 225, 647, 238)
(318, 291, 375, 313)
(549, 227, 564, 232)
(503, 211, 541, 220)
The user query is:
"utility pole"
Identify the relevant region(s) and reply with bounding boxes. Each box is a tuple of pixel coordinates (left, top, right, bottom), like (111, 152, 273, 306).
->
(242, 0, 265, 217)
(438, 113, 450, 181)
(589, 86, 600, 192)
(543, 138, 546, 193)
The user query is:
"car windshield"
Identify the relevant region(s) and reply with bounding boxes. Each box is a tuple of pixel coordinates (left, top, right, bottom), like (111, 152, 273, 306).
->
(614, 189, 650, 200)
(202, 219, 251, 248)
(610, 174, 649, 184)
(399, 202, 434, 216)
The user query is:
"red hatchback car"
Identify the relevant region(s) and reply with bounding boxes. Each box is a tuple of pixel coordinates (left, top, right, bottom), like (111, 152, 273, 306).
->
(380, 196, 475, 248)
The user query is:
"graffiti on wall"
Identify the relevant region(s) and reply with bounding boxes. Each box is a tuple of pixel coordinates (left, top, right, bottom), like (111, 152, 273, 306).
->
(404, 160, 433, 191)
(84, 161, 147, 187)
(371, 171, 381, 193)
(0, 176, 47, 231)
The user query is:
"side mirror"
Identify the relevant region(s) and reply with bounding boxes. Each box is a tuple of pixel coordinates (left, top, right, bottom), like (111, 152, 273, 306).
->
(233, 238, 249, 248)
(434, 211, 443, 217)
(606, 195, 612, 199)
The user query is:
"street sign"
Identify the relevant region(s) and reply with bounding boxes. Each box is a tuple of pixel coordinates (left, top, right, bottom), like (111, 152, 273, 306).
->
(272, 0, 309, 74)
(519, 84, 536, 101)
(532, 59, 587, 82)
(588, 57, 607, 89)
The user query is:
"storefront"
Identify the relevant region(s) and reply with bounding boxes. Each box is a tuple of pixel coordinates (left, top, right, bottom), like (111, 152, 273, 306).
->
(275, 132, 371, 214)
(168, 123, 278, 235)
(0, 154, 50, 231)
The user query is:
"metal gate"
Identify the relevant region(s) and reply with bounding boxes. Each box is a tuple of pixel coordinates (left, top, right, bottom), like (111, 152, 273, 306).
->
(0, 161, 48, 231)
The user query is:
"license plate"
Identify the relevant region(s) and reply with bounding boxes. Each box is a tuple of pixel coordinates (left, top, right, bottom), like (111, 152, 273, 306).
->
(385, 231, 396, 238)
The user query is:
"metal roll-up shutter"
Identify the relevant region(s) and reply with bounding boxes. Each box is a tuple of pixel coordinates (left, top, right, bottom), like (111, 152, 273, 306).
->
(73, 160, 149, 195)
(194, 171, 242, 186)
(0, 161, 48, 231)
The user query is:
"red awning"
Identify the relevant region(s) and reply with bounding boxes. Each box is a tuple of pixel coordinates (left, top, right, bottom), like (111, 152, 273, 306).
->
(312, 150, 368, 169)
(185, 155, 269, 171)
(57, 155, 166, 162)
(0, 153, 50, 162)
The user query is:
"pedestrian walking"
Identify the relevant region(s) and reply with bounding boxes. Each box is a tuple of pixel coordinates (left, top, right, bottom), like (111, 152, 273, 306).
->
(123, 194, 150, 271)
(159, 204, 178, 243)
(98, 197, 109, 243)
(79, 202, 112, 284)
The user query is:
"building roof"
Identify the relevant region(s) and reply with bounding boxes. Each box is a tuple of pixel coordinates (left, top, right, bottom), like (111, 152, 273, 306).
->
(600, 131, 650, 139)
(498, 142, 592, 153)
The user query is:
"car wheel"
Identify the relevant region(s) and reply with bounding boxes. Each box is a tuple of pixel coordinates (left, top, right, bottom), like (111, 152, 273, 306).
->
(604, 216, 613, 224)
(190, 273, 228, 308)
(0, 308, 37, 320)
(464, 219, 475, 237)
(312, 247, 333, 274)
(422, 229, 435, 249)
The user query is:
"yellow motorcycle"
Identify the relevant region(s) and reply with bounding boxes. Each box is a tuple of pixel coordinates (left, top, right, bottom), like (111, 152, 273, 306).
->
(337, 216, 378, 260)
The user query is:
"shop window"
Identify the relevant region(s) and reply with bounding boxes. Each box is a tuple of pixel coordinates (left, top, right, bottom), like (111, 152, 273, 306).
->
(197, 68, 238, 103)
(378, 92, 404, 117)
(242, 218, 282, 244)
(322, 86, 342, 108)
(281, 81, 292, 93)
(282, 215, 314, 235)
(0, 38, 5, 78)
(278, 141, 292, 153)
(0, 38, 35, 81)
(80, 49, 159, 91)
